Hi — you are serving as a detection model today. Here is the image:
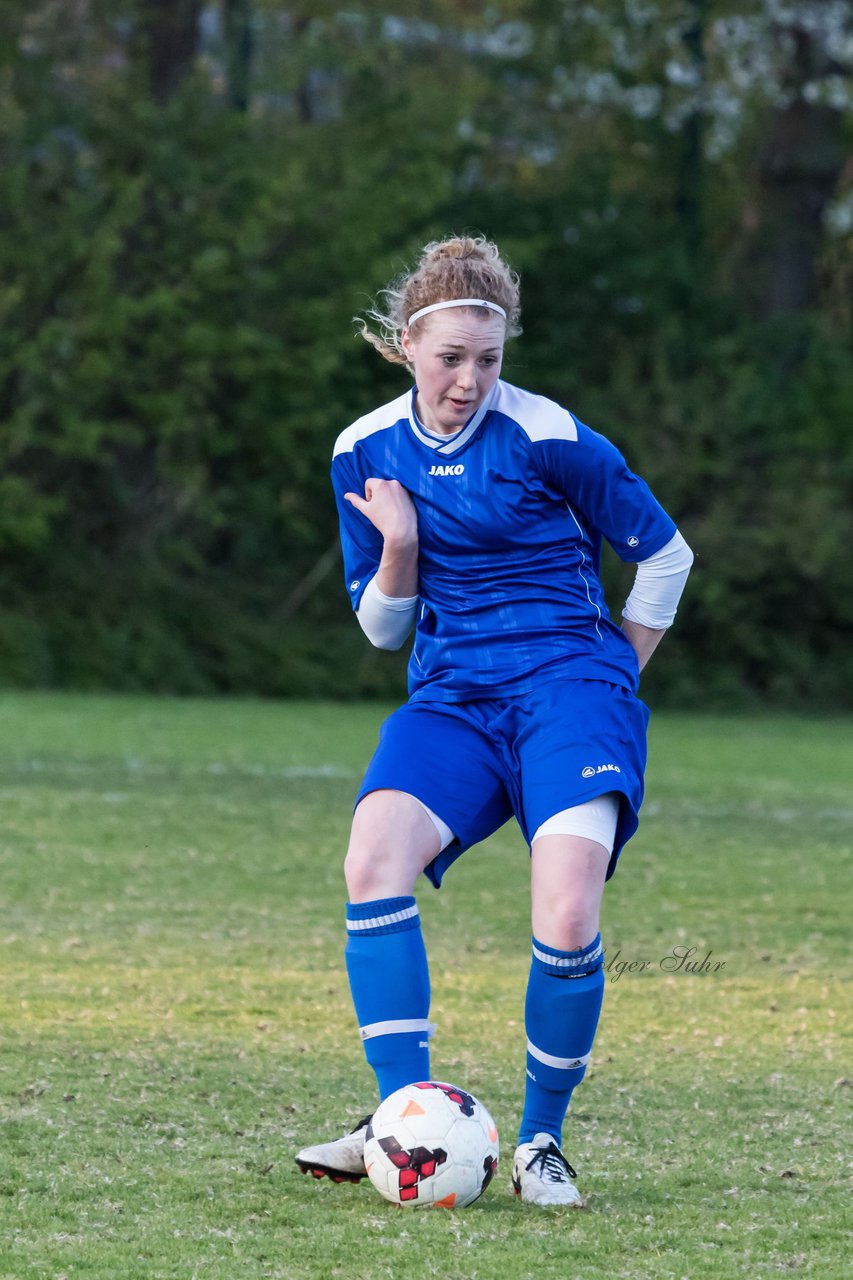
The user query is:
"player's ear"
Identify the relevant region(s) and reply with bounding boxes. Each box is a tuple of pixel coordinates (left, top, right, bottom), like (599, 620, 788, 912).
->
(401, 326, 415, 362)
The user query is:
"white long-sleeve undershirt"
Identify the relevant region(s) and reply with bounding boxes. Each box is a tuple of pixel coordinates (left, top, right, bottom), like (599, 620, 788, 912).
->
(622, 530, 694, 630)
(356, 577, 419, 650)
(356, 528, 694, 650)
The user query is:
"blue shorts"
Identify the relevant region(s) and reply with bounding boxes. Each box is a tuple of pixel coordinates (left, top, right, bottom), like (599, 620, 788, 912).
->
(356, 678, 650, 888)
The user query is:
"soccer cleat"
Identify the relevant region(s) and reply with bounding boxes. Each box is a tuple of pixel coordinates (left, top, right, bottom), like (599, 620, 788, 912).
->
(512, 1133, 584, 1207)
(295, 1116, 372, 1183)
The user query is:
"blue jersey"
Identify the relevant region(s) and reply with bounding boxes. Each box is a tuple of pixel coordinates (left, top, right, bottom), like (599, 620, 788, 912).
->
(331, 379, 676, 701)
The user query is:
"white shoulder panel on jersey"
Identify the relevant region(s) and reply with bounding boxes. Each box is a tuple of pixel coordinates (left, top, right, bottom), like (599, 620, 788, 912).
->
(495, 380, 579, 444)
(333, 391, 412, 459)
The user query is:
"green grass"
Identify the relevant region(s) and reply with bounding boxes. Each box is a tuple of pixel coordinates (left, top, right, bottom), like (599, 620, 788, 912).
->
(0, 693, 850, 1279)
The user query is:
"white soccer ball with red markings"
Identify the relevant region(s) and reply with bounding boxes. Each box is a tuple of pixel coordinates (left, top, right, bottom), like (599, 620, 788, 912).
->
(364, 1081, 499, 1209)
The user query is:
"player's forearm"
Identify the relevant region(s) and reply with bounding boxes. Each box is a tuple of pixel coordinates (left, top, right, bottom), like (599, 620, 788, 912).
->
(357, 536, 419, 650)
(375, 534, 419, 599)
(622, 619, 666, 671)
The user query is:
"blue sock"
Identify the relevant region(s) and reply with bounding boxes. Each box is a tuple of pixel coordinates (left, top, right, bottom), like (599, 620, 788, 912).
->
(518, 934, 605, 1146)
(345, 896, 433, 1101)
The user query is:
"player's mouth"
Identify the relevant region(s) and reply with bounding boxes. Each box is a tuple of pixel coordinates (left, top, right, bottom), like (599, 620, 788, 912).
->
(448, 397, 475, 412)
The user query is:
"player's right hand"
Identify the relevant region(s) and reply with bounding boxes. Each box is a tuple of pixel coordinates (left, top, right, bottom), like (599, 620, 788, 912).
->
(344, 478, 419, 547)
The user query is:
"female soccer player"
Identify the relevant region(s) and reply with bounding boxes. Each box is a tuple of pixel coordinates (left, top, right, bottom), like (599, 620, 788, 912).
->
(296, 236, 693, 1206)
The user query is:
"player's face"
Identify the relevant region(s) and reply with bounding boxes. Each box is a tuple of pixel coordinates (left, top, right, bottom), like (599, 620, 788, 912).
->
(402, 310, 505, 436)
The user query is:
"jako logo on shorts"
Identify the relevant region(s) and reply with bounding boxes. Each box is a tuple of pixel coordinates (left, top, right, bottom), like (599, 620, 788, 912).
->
(582, 764, 622, 778)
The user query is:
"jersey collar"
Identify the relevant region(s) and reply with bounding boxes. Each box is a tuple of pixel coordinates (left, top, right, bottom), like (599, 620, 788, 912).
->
(407, 383, 498, 455)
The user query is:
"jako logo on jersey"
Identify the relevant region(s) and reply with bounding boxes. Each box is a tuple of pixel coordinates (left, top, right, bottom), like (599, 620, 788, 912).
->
(627, 536, 640, 548)
(582, 764, 622, 779)
(350, 580, 360, 591)
(428, 464, 465, 476)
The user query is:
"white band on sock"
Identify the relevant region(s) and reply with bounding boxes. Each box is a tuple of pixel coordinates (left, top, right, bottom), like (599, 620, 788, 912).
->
(527, 1040, 591, 1071)
(360, 1018, 436, 1041)
(346, 903, 420, 931)
(532, 937, 605, 971)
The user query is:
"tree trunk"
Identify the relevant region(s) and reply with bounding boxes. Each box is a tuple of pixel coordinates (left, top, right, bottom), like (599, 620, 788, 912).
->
(224, 0, 253, 113)
(745, 24, 847, 319)
(137, 0, 203, 105)
(677, 0, 707, 265)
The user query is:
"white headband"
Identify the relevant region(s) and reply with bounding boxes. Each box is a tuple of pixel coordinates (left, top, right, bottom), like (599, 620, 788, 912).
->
(406, 298, 507, 327)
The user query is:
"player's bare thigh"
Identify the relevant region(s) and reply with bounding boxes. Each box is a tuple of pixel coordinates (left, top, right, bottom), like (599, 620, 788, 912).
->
(345, 789, 441, 902)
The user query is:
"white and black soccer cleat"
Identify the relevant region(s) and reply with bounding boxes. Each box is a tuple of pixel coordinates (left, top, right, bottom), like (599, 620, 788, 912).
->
(512, 1132, 584, 1207)
(295, 1116, 372, 1184)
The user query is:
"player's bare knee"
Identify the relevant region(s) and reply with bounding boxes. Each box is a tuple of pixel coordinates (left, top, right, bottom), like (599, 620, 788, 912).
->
(344, 845, 391, 900)
(344, 832, 392, 896)
(534, 894, 600, 951)
(344, 791, 439, 901)
(344, 818, 429, 903)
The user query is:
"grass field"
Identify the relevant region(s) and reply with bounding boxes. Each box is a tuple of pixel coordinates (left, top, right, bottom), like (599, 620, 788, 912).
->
(0, 693, 850, 1279)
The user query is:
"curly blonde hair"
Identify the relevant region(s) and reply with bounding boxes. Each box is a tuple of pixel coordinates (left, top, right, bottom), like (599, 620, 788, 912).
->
(357, 235, 522, 366)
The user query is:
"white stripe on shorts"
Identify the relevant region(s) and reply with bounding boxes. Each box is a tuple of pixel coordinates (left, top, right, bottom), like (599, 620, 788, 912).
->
(346, 904, 420, 932)
(527, 1039, 591, 1071)
(360, 1018, 436, 1041)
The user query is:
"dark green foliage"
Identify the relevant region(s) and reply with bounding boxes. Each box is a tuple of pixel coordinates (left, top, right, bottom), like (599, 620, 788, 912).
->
(0, 4, 851, 704)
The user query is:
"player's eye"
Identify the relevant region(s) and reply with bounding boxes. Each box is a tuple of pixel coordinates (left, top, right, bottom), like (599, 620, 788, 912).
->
(441, 355, 459, 365)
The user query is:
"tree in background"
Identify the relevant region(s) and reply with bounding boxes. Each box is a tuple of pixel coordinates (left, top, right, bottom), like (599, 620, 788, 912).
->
(0, 2, 850, 702)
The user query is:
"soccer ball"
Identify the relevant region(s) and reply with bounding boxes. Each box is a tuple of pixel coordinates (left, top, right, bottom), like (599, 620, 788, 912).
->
(364, 1081, 499, 1209)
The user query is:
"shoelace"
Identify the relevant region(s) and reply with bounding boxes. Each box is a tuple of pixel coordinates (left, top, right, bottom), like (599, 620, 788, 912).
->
(525, 1141, 578, 1183)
